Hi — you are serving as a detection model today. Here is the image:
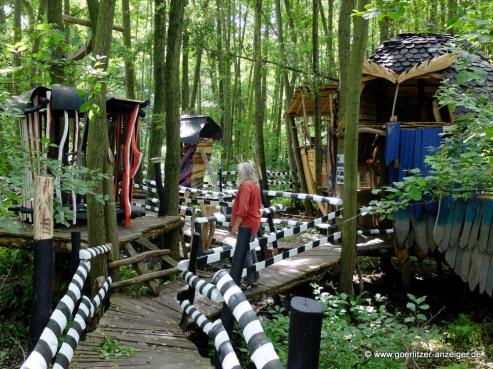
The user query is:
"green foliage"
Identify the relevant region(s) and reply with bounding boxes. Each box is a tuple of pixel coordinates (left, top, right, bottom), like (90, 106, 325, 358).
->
(97, 336, 140, 360)
(444, 314, 482, 347)
(119, 265, 148, 297)
(263, 287, 441, 369)
(0, 249, 33, 317)
(404, 293, 430, 324)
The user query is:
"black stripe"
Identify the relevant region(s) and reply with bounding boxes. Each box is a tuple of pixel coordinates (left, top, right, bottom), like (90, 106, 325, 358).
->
(66, 288, 78, 305)
(298, 245, 306, 253)
(54, 352, 70, 369)
(46, 319, 62, 339)
(263, 359, 285, 369)
(218, 279, 237, 297)
(64, 333, 79, 351)
(34, 337, 54, 364)
(237, 310, 258, 331)
(57, 299, 73, 323)
(247, 332, 272, 355)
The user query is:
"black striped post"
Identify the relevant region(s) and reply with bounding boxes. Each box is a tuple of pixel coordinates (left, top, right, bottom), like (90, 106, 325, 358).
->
(260, 183, 278, 252)
(221, 225, 251, 335)
(287, 297, 324, 369)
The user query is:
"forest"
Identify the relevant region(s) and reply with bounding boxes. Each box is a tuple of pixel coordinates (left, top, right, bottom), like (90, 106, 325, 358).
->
(1, 0, 493, 368)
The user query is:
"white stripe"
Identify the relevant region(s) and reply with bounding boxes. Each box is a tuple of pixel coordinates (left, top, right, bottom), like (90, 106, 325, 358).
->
(243, 319, 264, 343)
(39, 327, 59, 356)
(215, 274, 231, 291)
(177, 260, 189, 271)
(207, 253, 221, 264)
(214, 330, 230, 350)
(203, 321, 213, 335)
(196, 314, 207, 328)
(61, 295, 75, 314)
(223, 285, 243, 305)
(222, 352, 241, 369)
(232, 300, 252, 322)
(20, 351, 47, 369)
(51, 309, 67, 332)
(251, 342, 280, 369)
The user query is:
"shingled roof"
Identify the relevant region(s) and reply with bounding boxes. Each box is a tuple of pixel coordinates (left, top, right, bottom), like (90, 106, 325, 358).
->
(367, 33, 493, 90)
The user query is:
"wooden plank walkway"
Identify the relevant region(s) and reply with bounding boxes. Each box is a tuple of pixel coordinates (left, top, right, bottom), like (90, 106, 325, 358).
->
(72, 244, 340, 368)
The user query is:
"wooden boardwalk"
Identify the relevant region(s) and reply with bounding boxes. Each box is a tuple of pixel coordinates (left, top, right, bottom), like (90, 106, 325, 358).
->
(72, 244, 340, 368)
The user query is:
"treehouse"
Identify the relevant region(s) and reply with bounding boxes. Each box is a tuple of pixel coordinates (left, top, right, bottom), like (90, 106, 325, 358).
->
(179, 115, 222, 188)
(286, 33, 493, 295)
(11, 86, 148, 228)
(284, 84, 337, 195)
(359, 33, 493, 295)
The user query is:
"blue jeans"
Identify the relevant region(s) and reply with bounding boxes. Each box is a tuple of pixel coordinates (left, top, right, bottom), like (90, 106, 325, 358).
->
(244, 235, 259, 285)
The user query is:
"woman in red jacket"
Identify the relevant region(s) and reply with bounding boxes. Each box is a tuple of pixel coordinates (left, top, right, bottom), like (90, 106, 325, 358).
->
(230, 162, 261, 288)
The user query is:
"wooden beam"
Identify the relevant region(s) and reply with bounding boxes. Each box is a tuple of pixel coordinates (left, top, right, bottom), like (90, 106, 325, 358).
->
(63, 14, 125, 32)
(111, 267, 179, 289)
(122, 242, 160, 296)
(108, 249, 171, 269)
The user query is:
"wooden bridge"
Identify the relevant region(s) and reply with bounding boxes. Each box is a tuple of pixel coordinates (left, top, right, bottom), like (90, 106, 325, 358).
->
(71, 244, 340, 368)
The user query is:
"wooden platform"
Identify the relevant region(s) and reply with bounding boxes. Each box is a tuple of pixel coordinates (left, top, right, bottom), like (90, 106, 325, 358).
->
(72, 245, 340, 368)
(0, 215, 183, 252)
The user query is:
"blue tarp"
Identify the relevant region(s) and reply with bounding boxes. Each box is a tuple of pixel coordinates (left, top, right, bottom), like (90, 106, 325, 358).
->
(385, 125, 442, 218)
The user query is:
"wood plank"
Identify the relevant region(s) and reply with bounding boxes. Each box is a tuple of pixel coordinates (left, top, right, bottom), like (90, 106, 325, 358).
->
(122, 243, 160, 296)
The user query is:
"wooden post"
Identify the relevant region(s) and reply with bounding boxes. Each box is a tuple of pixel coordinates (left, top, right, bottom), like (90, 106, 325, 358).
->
(152, 159, 166, 217)
(287, 296, 324, 369)
(71, 231, 81, 275)
(29, 176, 54, 351)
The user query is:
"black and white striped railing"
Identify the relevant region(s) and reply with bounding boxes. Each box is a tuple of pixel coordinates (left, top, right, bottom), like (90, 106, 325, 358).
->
(242, 232, 341, 278)
(213, 270, 284, 369)
(20, 261, 91, 369)
(181, 271, 223, 304)
(134, 183, 158, 193)
(52, 277, 111, 369)
(179, 197, 234, 208)
(200, 245, 234, 256)
(133, 202, 160, 213)
(179, 300, 241, 369)
(180, 186, 226, 198)
(79, 244, 112, 260)
(177, 211, 341, 271)
(221, 188, 343, 206)
(218, 170, 290, 178)
(249, 210, 340, 250)
(194, 205, 285, 224)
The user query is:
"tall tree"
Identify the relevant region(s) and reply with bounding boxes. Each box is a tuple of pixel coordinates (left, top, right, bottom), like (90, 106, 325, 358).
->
(146, 0, 167, 179)
(85, 0, 118, 295)
(339, 0, 370, 295)
(47, 0, 65, 84)
(181, 26, 190, 112)
(122, 0, 136, 99)
(253, 0, 267, 187)
(162, 0, 186, 259)
(313, 0, 322, 193)
(376, 0, 390, 42)
(13, 0, 22, 94)
(337, 0, 355, 132)
(274, 0, 299, 193)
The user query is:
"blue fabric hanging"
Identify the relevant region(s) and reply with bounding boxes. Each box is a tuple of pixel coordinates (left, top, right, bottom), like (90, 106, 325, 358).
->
(384, 126, 443, 219)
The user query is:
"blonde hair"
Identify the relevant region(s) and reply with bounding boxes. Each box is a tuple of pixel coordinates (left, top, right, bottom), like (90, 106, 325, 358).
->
(236, 162, 258, 186)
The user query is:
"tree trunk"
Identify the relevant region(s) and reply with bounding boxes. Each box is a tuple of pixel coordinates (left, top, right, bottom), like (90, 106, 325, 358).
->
(253, 0, 267, 187)
(339, 0, 369, 295)
(122, 0, 136, 99)
(274, 0, 299, 192)
(47, 0, 64, 84)
(13, 0, 22, 95)
(313, 0, 322, 194)
(376, 0, 390, 43)
(337, 0, 355, 132)
(0, 0, 5, 27)
(190, 48, 202, 111)
(181, 27, 190, 112)
(85, 0, 118, 297)
(163, 0, 185, 259)
(147, 0, 167, 179)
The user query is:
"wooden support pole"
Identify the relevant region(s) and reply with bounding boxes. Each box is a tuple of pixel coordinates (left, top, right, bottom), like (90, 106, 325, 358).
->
(62, 14, 125, 32)
(122, 242, 160, 296)
(29, 176, 54, 351)
(287, 296, 324, 369)
(110, 267, 179, 289)
(179, 231, 200, 329)
(71, 231, 81, 275)
(107, 249, 171, 268)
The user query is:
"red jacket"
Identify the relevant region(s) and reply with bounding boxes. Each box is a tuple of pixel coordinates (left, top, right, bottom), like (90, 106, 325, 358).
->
(231, 180, 261, 234)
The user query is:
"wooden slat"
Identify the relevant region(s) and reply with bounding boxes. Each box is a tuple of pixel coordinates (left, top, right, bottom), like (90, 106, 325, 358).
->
(122, 242, 161, 296)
